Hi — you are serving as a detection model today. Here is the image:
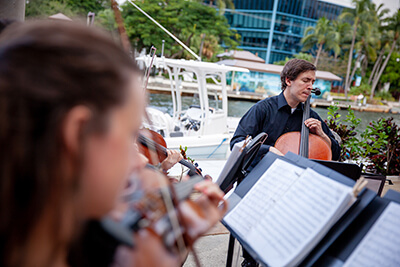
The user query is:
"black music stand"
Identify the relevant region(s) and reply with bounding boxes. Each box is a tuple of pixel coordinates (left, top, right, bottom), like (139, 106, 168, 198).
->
(219, 132, 267, 193)
(361, 172, 386, 196)
(221, 132, 267, 267)
(312, 160, 386, 196)
(312, 160, 361, 181)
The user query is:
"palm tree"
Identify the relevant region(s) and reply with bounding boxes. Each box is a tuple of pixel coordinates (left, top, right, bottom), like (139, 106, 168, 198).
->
(370, 9, 400, 100)
(367, 3, 390, 84)
(301, 17, 340, 67)
(339, 0, 377, 99)
(332, 20, 352, 60)
(348, 18, 380, 84)
(368, 30, 391, 85)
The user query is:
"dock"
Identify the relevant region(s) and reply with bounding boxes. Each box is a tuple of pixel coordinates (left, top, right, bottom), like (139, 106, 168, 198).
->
(147, 79, 400, 114)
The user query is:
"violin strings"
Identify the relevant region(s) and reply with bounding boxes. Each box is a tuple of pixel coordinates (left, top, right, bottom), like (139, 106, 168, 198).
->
(141, 107, 190, 260)
(159, 184, 188, 260)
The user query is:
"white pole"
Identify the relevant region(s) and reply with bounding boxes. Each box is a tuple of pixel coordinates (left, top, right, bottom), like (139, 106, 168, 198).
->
(0, 0, 25, 21)
(127, 0, 201, 61)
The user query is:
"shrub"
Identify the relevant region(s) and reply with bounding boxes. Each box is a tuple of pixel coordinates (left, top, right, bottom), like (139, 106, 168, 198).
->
(365, 118, 400, 175)
(326, 104, 400, 175)
(325, 104, 361, 161)
(349, 83, 371, 96)
(375, 90, 395, 101)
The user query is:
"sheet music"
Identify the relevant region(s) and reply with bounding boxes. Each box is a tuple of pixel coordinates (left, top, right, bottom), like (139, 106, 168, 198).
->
(225, 161, 354, 267)
(343, 202, 400, 267)
(224, 159, 305, 237)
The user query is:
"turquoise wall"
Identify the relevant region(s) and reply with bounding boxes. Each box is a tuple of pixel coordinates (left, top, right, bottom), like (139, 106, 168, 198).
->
(227, 71, 332, 99)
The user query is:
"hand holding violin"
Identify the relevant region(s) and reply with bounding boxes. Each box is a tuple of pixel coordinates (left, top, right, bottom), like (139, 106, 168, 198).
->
(161, 150, 183, 172)
(180, 180, 227, 246)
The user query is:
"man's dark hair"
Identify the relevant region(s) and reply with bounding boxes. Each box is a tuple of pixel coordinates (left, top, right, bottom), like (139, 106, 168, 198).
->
(280, 59, 316, 90)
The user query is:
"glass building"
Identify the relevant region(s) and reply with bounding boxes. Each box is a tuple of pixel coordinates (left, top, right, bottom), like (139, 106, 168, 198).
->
(224, 0, 353, 63)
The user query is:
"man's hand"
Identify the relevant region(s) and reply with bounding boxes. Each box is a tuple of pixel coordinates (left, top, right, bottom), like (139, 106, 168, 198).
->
(304, 118, 331, 146)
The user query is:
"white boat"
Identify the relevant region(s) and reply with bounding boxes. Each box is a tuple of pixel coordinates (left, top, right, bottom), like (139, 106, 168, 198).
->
(138, 56, 249, 159)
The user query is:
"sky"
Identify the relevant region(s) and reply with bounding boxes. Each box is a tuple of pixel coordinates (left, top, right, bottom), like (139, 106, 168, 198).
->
(373, 0, 400, 16)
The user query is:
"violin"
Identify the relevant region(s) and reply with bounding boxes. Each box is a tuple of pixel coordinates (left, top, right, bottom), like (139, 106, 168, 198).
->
(274, 88, 332, 160)
(104, 163, 227, 267)
(138, 128, 202, 177)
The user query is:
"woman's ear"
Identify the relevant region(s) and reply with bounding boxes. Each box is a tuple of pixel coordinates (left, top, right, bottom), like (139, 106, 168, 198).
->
(62, 106, 92, 154)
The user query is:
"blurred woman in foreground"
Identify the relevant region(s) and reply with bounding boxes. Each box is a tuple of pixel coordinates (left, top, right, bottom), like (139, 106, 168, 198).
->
(0, 21, 224, 267)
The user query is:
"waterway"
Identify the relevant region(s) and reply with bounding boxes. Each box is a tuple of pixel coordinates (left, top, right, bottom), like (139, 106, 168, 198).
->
(149, 94, 400, 133)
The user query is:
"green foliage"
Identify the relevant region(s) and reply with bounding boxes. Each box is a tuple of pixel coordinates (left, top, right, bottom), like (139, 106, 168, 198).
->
(66, 0, 108, 14)
(273, 53, 314, 65)
(326, 103, 400, 175)
(301, 17, 341, 64)
(325, 104, 361, 161)
(375, 90, 395, 101)
(203, 0, 234, 14)
(26, 0, 108, 18)
(365, 118, 400, 175)
(380, 52, 400, 97)
(96, 8, 116, 32)
(179, 145, 195, 164)
(316, 51, 349, 78)
(349, 82, 371, 96)
(358, 119, 388, 160)
(26, 0, 77, 18)
(120, 0, 239, 61)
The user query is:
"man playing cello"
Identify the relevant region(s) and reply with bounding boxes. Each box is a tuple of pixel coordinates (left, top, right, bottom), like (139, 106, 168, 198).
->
(231, 59, 340, 163)
(230, 59, 340, 266)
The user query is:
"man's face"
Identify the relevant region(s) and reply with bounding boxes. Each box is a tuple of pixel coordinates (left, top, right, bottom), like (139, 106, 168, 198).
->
(284, 70, 316, 107)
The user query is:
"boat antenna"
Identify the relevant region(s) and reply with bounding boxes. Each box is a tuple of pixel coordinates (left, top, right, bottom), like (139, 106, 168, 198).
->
(143, 46, 157, 91)
(127, 0, 201, 61)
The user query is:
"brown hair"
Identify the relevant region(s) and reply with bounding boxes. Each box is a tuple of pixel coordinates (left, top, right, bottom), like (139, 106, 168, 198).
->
(280, 59, 316, 90)
(0, 21, 139, 266)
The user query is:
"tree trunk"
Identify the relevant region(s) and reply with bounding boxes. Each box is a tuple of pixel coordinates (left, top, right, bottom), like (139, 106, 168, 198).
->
(349, 53, 362, 90)
(370, 38, 397, 100)
(314, 43, 323, 67)
(368, 48, 384, 84)
(345, 21, 358, 99)
(361, 56, 368, 77)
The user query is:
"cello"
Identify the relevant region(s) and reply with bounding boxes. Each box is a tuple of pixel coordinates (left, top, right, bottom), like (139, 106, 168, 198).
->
(274, 88, 332, 160)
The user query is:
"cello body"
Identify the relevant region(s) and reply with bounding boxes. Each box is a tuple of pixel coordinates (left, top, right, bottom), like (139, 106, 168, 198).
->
(274, 132, 332, 160)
